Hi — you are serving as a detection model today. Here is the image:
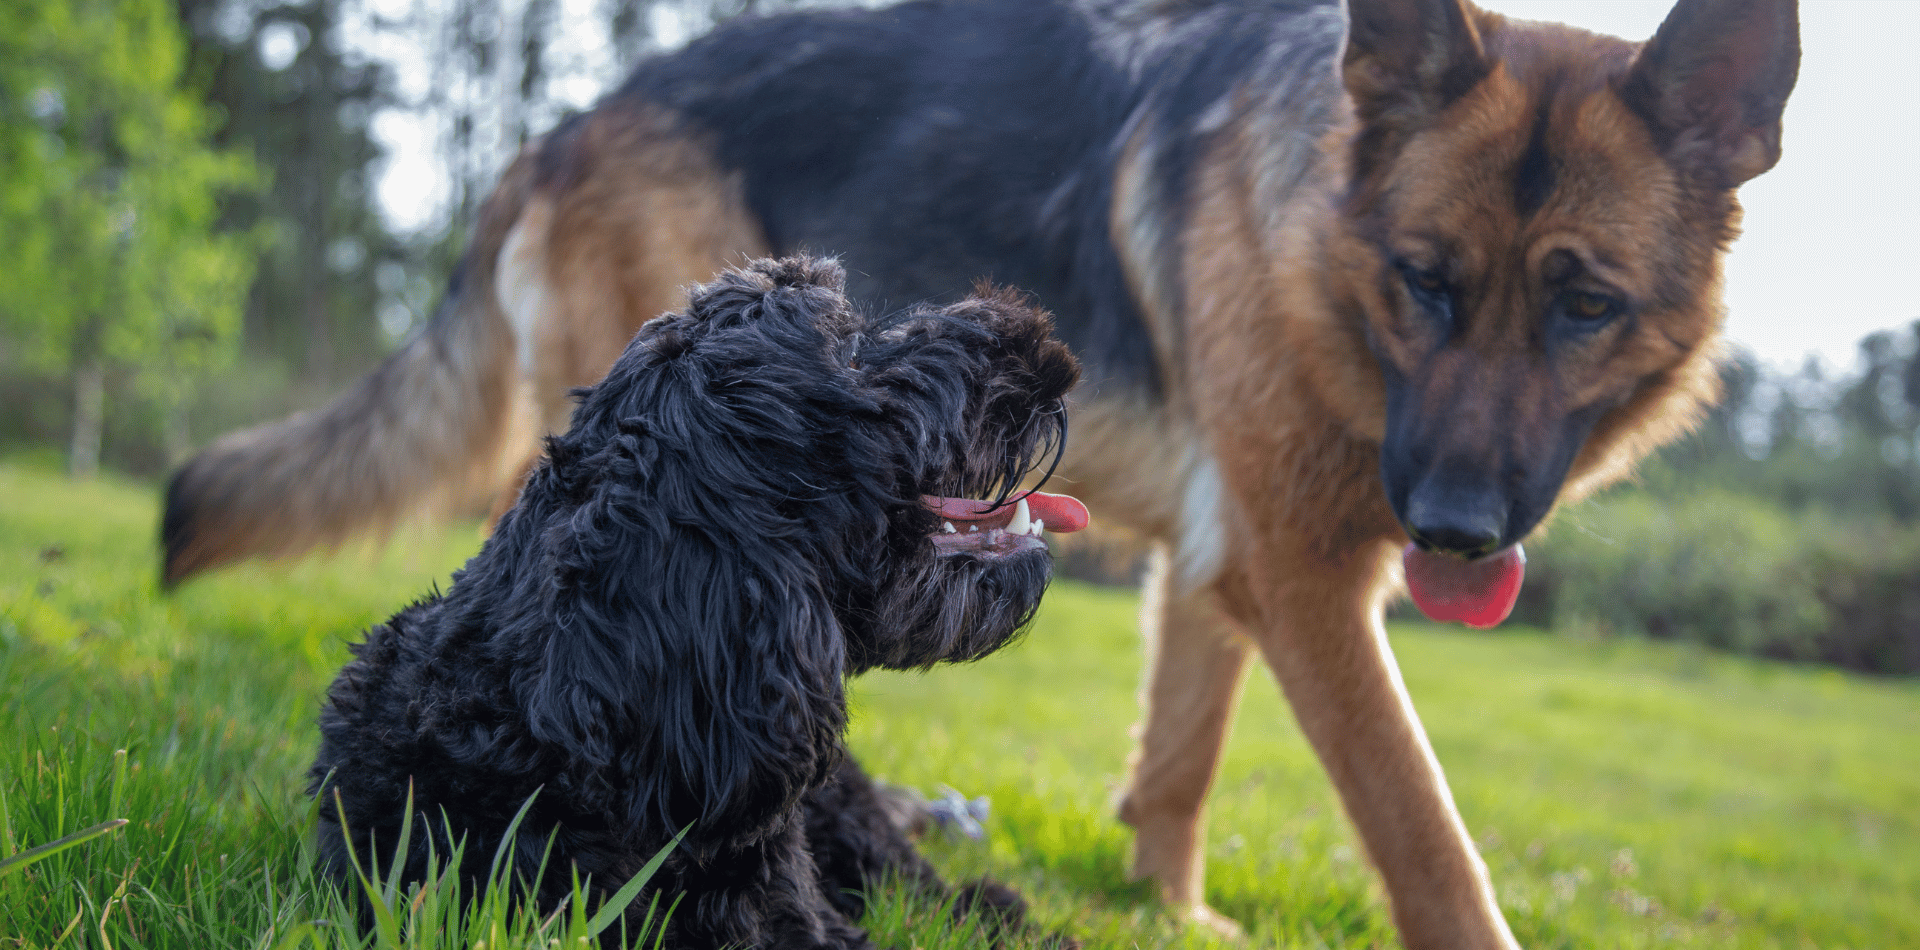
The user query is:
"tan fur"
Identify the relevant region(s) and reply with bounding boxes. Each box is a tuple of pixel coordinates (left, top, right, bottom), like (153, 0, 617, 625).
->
(488, 104, 770, 511)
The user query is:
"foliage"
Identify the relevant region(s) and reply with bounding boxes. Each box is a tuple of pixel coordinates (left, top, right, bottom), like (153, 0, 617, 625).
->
(175, 0, 412, 384)
(0, 0, 837, 472)
(1652, 327, 1920, 523)
(0, 0, 262, 465)
(0, 0, 261, 381)
(1514, 490, 1829, 655)
(1512, 488, 1920, 673)
(2, 459, 1917, 949)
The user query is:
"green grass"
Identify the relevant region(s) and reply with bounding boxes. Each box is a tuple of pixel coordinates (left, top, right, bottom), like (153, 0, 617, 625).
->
(1, 458, 1915, 949)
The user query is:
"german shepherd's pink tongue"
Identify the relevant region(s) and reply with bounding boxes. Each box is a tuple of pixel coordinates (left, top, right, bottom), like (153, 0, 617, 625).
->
(922, 492, 1090, 533)
(1402, 544, 1525, 629)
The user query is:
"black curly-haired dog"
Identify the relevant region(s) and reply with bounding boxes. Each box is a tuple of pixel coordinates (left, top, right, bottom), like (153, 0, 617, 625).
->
(309, 256, 1087, 949)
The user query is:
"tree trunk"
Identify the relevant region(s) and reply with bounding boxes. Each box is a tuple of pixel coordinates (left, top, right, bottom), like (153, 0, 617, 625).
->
(69, 358, 105, 479)
(163, 395, 194, 467)
(301, 1, 339, 384)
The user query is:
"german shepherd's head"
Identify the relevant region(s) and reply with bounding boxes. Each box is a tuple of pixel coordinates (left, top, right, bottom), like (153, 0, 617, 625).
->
(1333, 0, 1798, 558)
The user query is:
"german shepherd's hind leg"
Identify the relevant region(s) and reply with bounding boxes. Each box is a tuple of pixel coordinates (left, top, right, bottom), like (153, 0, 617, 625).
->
(1245, 544, 1516, 950)
(1116, 547, 1254, 938)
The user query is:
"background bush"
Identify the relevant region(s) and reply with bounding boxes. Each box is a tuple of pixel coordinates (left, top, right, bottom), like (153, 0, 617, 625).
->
(1510, 489, 1920, 674)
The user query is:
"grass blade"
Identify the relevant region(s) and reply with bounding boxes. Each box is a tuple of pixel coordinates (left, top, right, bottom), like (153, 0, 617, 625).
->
(485, 787, 542, 887)
(381, 781, 415, 909)
(586, 823, 689, 938)
(332, 788, 401, 947)
(0, 818, 128, 877)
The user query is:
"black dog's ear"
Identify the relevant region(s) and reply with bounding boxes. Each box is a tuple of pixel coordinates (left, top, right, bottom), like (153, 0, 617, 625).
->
(516, 262, 865, 850)
(518, 493, 850, 852)
(568, 253, 871, 446)
(511, 253, 877, 853)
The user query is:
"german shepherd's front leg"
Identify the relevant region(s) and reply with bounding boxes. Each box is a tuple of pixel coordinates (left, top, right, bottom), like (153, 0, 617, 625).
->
(1115, 548, 1254, 938)
(1243, 540, 1517, 950)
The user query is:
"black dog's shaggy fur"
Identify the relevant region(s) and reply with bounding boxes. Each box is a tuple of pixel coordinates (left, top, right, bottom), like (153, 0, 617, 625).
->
(310, 257, 1080, 949)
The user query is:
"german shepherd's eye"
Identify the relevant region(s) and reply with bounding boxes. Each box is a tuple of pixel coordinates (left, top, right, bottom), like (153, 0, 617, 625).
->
(1396, 261, 1453, 325)
(1562, 290, 1618, 324)
(1405, 266, 1447, 296)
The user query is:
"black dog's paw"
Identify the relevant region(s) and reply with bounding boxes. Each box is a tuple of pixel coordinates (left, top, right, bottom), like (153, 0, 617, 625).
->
(952, 878, 1079, 950)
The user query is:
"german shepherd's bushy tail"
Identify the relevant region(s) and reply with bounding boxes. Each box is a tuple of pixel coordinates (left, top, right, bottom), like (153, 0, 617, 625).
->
(161, 160, 541, 588)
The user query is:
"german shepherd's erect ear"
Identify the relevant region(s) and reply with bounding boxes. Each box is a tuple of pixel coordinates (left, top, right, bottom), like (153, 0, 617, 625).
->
(1341, 0, 1488, 124)
(1341, 0, 1800, 189)
(1339, 0, 1490, 181)
(1621, 0, 1801, 187)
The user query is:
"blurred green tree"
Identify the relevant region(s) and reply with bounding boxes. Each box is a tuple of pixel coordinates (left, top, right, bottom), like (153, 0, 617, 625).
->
(0, 0, 262, 475)
(176, 0, 406, 389)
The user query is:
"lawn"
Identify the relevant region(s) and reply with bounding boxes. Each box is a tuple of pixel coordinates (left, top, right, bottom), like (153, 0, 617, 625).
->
(1, 459, 1914, 949)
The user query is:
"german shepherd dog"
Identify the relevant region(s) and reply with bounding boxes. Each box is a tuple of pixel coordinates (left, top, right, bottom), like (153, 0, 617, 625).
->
(165, 0, 1798, 946)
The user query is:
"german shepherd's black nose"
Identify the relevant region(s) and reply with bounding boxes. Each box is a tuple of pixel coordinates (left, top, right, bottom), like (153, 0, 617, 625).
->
(1403, 481, 1505, 559)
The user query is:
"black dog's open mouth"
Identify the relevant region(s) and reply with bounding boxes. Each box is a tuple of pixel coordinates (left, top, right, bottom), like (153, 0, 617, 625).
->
(922, 492, 1089, 556)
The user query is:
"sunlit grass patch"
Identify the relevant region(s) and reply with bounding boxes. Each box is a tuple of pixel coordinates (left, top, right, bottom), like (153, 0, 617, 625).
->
(2, 459, 1916, 949)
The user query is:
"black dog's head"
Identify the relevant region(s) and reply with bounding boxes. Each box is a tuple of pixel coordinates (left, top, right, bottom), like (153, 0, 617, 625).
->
(482, 257, 1081, 838)
(842, 277, 1089, 671)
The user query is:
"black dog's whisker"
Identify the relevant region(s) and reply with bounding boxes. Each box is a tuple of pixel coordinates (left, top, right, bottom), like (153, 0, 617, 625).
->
(1026, 404, 1070, 496)
(977, 400, 1068, 512)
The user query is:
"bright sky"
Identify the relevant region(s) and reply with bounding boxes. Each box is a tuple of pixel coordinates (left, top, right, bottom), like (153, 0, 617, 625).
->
(364, 0, 1920, 373)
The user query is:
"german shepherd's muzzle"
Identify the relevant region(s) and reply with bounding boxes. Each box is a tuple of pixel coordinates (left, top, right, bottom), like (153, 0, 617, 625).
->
(1379, 348, 1605, 560)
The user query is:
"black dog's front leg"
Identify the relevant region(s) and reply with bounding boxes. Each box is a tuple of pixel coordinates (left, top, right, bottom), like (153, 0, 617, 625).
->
(803, 756, 947, 921)
(802, 757, 1053, 947)
(663, 818, 877, 950)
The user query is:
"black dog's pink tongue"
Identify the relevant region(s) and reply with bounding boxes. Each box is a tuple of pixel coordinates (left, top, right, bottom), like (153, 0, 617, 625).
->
(922, 492, 1090, 533)
(1021, 492, 1089, 532)
(1402, 543, 1525, 629)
